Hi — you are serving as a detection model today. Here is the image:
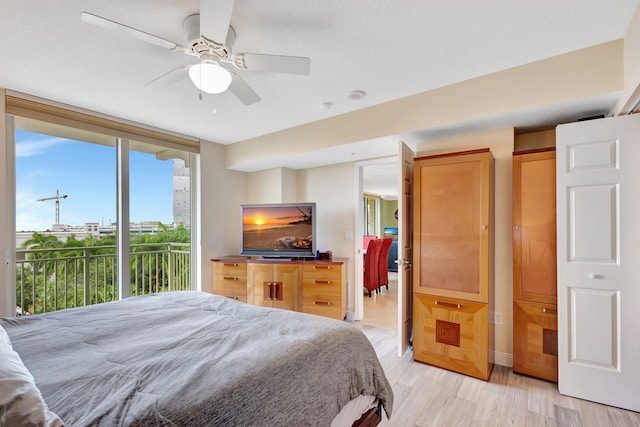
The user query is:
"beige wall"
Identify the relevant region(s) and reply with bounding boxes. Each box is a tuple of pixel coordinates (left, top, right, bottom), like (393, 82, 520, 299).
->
(226, 41, 622, 171)
(416, 128, 515, 362)
(296, 163, 357, 311)
(199, 140, 248, 293)
(514, 129, 555, 152)
(247, 167, 297, 203)
(613, 6, 640, 114)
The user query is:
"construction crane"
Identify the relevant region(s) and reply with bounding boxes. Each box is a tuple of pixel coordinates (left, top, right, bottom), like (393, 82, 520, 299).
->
(36, 190, 68, 225)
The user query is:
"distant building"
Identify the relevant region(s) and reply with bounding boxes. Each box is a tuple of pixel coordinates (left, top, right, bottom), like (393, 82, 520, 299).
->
(16, 160, 190, 248)
(173, 159, 190, 225)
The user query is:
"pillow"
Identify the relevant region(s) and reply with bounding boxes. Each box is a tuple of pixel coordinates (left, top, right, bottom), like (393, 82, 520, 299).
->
(0, 325, 64, 427)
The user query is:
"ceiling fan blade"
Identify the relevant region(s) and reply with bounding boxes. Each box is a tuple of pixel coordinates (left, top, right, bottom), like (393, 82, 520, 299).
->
(228, 73, 261, 105)
(145, 64, 191, 88)
(200, 0, 235, 44)
(232, 53, 311, 75)
(81, 12, 189, 54)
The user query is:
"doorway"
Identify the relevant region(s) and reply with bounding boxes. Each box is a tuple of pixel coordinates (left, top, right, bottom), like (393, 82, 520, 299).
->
(359, 160, 399, 329)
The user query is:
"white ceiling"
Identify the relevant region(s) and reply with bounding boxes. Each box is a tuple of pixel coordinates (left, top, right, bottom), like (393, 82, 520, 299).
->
(1, 0, 639, 197)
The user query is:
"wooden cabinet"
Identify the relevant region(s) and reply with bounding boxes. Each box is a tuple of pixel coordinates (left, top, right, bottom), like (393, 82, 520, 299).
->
(413, 149, 494, 380)
(512, 148, 557, 382)
(413, 294, 490, 380)
(212, 259, 346, 320)
(248, 263, 302, 311)
(302, 263, 347, 320)
(212, 261, 248, 303)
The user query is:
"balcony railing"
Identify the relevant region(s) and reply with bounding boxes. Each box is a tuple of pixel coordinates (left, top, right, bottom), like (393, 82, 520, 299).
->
(15, 243, 191, 316)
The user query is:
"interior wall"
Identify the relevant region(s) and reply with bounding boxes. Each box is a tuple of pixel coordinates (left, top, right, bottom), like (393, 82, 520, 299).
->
(613, 5, 640, 114)
(226, 41, 622, 171)
(200, 140, 248, 293)
(514, 129, 556, 152)
(0, 89, 11, 318)
(247, 168, 283, 203)
(381, 199, 399, 235)
(416, 128, 515, 363)
(247, 167, 297, 203)
(281, 167, 296, 202)
(296, 162, 356, 312)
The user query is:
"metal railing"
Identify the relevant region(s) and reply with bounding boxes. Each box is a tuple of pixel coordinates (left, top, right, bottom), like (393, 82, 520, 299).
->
(15, 243, 191, 316)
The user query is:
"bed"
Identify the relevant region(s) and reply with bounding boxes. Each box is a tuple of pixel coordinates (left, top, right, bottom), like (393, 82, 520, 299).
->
(0, 291, 393, 426)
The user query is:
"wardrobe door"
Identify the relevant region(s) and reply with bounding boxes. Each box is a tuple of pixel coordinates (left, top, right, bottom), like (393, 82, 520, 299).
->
(413, 149, 493, 304)
(512, 149, 557, 382)
(413, 148, 494, 381)
(513, 150, 557, 305)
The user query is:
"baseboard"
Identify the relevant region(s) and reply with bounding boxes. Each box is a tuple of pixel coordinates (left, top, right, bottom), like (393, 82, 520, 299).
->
(492, 350, 513, 367)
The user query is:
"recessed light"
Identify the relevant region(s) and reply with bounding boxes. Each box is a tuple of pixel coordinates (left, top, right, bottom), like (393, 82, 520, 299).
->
(320, 102, 333, 110)
(347, 90, 366, 100)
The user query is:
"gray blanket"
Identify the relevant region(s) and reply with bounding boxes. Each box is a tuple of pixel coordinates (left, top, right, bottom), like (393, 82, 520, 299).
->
(1, 291, 393, 426)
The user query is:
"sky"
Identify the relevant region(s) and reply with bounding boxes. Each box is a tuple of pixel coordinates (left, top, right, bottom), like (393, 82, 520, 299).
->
(15, 130, 175, 232)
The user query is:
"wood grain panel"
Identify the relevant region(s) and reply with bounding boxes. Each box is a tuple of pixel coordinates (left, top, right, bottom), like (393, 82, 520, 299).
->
(413, 294, 492, 380)
(413, 150, 494, 304)
(512, 151, 557, 303)
(513, 300, 558, 382)
(302, 263, 346, 320)
(213, 261, 248, 300)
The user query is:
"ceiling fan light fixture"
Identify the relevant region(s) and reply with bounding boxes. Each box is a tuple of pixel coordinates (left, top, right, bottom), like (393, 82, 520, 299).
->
(188, 62, 232, 94)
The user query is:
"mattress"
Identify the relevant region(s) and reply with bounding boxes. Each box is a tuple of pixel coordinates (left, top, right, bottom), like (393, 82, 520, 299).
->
(1, 291, 393, 426)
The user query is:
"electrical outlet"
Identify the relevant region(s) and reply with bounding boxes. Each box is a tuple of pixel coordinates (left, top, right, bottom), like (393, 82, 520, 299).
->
(494, 312, 504, 325)
(489, 311, 504, 325)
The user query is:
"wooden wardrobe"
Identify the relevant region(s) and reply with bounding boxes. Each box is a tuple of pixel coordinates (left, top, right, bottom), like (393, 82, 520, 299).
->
(512, 147, 558, 382)
(412, 148, 494, 381)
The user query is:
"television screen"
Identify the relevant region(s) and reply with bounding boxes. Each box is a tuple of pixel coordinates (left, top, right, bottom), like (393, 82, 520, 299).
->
(240, 202, 317, 258)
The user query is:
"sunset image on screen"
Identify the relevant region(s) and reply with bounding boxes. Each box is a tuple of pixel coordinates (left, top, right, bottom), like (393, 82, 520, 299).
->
(242, 205, 313, 251)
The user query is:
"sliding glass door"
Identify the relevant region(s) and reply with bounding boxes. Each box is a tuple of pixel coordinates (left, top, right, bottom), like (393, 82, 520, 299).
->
(13, 117, 194, 315)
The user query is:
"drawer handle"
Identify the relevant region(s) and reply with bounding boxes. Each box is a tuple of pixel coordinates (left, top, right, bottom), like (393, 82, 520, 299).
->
(313, 265, 331, 270)
(435, 301, 462, 309)
(314, 301, 331, 306)
(222, 276, 238, 280)
(313, 280, 332, 284)
(225, 296, 238, 300)
(543, 307, 557, 314)
(222, 263, 239, 267)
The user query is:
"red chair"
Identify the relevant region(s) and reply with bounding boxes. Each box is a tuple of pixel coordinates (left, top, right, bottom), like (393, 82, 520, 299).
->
(363, 238, 382, 297)
(378, 237, 393, 292)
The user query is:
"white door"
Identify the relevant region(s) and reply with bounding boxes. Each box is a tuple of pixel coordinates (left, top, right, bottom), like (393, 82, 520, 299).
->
(397, 141, 414, 356)
(556, 113, 640, 411)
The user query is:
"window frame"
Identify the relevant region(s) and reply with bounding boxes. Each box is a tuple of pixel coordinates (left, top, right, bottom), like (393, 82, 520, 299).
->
(2, 91, 200, 315)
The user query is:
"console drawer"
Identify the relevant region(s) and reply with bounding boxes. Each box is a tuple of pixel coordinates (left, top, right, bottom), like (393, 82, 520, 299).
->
(214, 261, 247, 277)
(302, 264, 342, 281)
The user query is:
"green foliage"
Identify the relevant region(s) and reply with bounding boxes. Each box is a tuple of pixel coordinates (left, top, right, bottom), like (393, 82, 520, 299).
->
(15, 229, 191, 315)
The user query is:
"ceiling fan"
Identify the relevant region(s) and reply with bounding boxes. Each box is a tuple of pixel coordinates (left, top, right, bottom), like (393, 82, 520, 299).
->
(80, 0, 311, 105)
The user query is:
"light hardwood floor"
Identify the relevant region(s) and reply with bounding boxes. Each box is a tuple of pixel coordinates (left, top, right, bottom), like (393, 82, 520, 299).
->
(354, 275, 640, 426)
(363, 272, 398, 329)
(350, 323, 640, 427)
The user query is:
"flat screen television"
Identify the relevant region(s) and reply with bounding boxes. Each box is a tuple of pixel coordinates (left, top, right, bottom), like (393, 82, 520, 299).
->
(240, 202, 317, 259)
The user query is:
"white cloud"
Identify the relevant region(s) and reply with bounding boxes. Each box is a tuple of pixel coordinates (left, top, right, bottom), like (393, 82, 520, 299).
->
(16, 136, 73, 158)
